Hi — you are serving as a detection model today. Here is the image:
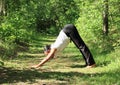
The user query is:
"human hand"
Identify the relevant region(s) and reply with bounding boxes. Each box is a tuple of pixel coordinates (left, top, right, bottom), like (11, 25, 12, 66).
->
(30, 64, 40, 69)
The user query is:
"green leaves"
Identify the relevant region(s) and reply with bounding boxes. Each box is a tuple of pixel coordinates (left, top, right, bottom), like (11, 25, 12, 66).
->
(0, 0, 120, 55)
(0, 61, 4, 66)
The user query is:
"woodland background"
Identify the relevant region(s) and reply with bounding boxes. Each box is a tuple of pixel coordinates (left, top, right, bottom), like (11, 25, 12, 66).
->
(0, 0, 120, 84)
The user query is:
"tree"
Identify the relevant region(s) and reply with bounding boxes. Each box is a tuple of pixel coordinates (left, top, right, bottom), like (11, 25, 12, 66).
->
(0, 0, 5, 16)
(103, 0, 109, 35)
(0, 0, 5, 24)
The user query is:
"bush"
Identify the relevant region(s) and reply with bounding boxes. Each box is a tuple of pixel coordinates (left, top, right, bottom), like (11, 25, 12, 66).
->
(0, 41, 17, 59)
(0, 61, 4, 66)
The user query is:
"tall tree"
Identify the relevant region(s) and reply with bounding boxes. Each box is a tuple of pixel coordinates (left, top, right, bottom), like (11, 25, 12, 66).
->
(103, 0, 109, 35)
(0, 0, 5, 16)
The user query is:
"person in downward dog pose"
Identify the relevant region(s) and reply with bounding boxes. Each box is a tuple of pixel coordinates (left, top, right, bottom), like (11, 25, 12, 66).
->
(31, 24, 96, 69)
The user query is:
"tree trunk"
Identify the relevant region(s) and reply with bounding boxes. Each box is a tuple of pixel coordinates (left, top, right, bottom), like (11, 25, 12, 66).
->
(0, 0, 5, 16)
(103, 0, 109, 35)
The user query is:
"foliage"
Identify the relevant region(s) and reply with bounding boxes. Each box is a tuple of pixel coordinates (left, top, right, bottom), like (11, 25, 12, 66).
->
(0, 0, 120, 84)
(0, 0, 80, 41)
(0, 0, 120, 64)
(35, 0, 79, 32)
(75, 0, 120, 53)
(0, 60, 4, 66)
(0, 21, 31, 44)
(0, 41, 17, 59)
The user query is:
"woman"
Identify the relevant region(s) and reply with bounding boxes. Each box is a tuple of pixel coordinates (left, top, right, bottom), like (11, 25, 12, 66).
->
(31, 24, 96, 69)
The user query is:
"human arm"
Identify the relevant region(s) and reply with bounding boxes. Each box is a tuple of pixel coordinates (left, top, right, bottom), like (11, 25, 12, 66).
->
(31, 48, 57, 69)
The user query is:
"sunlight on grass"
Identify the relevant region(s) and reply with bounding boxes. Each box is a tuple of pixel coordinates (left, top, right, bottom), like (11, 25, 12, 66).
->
(1, 35, 120, 85)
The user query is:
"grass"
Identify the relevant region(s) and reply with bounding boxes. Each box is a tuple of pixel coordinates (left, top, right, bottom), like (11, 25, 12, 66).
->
(0, 34, 120, 85)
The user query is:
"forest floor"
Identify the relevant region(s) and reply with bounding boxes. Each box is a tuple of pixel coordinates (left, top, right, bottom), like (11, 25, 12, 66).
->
(0, 35, 120, 85)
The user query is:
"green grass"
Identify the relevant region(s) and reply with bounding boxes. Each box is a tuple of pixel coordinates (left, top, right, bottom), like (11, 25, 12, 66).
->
(0, 34, 120, 85)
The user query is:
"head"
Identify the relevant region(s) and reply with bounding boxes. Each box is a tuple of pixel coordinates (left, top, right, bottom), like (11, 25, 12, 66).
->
(43, 45, 51, 55)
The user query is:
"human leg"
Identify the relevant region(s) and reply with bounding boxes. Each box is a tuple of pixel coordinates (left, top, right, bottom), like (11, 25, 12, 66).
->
(63, 24, 95, 66)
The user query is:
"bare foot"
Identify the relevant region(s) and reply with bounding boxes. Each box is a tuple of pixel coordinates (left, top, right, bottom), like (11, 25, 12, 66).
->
(86, 64, 96, 68)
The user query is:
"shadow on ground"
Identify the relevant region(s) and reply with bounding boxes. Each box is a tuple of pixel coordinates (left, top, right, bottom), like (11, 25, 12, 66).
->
(0, 66, 84, 84)
(0, 67, 83, 84)
(0, 66, 120, 85)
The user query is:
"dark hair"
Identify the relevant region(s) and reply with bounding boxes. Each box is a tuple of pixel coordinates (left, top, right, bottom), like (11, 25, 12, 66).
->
(44, 45, 51, 52)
